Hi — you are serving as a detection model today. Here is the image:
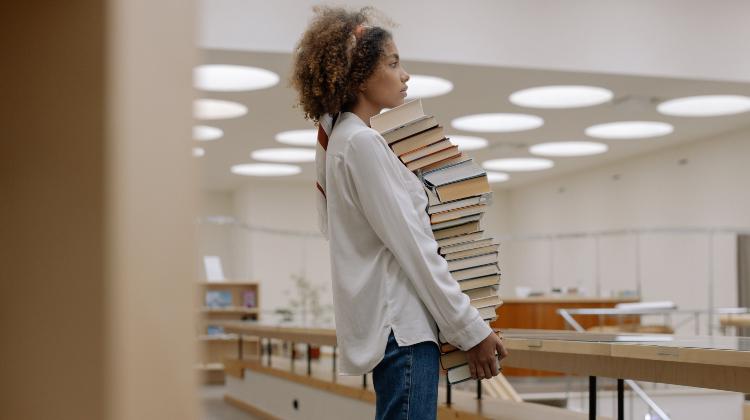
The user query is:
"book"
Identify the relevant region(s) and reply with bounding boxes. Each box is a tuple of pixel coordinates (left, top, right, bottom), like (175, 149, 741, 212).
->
(370, 99, 425, 134)
(439, 237, 497, 255)
(206, 325, 225, 335)
(430, 213, 483, 231)
(444, 244, 500, 261)
(406, 145, 461, 171)
(458, 274, 501, 291)
(432, 221, 481, 240)
(400, 139, 453, 164)
(383, 116, 439, 144)
(471, 295, 503, 309)
(430, 175, 491, 203)
(438, 327, 500, 353)
(205, 290, 232, 308)
(447, 252, 499, 272)
(391, 125, 445, 156)
(430, 204, 487, 225)
(436, 231, 485, 248)
(463, 285, 499, 301)
(428, 193, 492, 215)
(446, 357, 502, 384)
(243, 290, 257, 308)
(423, 159, 486, 188)
(419, 152, 471, 174)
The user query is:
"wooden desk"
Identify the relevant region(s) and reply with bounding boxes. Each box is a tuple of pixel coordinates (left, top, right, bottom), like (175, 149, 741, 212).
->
(492, 296, 640, 376)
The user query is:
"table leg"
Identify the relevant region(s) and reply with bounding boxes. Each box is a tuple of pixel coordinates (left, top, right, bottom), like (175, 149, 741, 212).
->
(589, 376, 597, 420)
(617, 378, 624, 420)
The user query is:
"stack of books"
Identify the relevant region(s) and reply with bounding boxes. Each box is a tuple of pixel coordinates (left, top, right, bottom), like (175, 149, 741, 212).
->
(371, 99, 503, 384)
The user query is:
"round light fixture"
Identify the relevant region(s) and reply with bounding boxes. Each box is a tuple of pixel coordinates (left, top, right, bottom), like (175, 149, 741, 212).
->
(585, 121, 673, 139)
(275, 129, 318, 147)
(193, 125, 223, 141)
(449, 135, 489, 151)
(230, 163, 301, 177)
(530, 141, 608, 157)
(251, 147, 316, 163)
(451, 113, 544, 133)
(482, 158, 554, 172)
(192, 147, 205, 157)
(193, 99, 248, 120)
(405, 75, 454, 99)
(194, 65, 279, 92)
(486, 171, 510, 183)
(509, 85, 613, 108)
(657, 95, 750, 117)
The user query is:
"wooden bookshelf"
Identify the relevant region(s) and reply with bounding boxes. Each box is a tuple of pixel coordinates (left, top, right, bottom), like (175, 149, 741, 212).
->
(198, 281, 261, 384)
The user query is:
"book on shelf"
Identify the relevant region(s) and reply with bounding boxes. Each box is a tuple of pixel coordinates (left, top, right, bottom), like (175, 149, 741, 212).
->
(242, 290, 257, 308)
(205, 290, 232, 308)
(390, 125, 445, 156)
(206, 325, 225, 335)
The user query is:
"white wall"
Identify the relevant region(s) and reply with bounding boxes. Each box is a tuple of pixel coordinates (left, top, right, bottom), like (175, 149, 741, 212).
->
(500, 127, 750, 332)
(197, 190, 235, 279)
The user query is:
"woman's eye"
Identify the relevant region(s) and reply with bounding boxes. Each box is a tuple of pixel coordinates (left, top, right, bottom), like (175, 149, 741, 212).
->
(390, 62, 398, 68)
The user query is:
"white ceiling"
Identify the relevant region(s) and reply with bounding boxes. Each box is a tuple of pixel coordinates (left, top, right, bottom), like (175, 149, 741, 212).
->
(195, 49, 750, 191)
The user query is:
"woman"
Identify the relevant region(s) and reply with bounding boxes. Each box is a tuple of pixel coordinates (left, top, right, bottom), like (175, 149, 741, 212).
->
(290, 6, 508, 420)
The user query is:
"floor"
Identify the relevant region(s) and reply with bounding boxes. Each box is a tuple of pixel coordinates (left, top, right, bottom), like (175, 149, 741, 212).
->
(201, 384, 259, 420)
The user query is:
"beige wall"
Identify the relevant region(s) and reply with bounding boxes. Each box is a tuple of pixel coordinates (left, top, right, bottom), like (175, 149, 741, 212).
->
(1, 1, 199, 420)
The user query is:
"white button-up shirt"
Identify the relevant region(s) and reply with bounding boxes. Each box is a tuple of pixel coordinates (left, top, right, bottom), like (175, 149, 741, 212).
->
(325, 112, 491, 375)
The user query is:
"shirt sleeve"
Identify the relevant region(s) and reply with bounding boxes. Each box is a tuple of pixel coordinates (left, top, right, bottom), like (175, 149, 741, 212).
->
(344, 129, 491, 351)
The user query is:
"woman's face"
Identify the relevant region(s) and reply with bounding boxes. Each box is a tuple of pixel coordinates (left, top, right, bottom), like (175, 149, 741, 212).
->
(361, 39, 410, 110)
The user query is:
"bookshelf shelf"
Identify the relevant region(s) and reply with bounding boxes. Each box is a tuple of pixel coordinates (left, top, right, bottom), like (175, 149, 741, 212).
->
(197, 281, 261, 384)
(200, 306, 259, 314)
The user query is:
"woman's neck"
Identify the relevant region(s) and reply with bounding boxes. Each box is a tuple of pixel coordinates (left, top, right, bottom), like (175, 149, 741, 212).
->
(350, 100, 381, 128)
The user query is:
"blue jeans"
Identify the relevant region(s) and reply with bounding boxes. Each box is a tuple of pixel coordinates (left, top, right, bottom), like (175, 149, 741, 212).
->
(372, 330, 440, 420)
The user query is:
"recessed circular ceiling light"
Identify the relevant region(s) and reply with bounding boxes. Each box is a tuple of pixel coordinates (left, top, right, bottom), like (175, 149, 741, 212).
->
(405, 75, 454, 99)
(193, 99, 248, 120)
(509, 85, 613, 108)
(194, 64, 279, 92)
(657, 95, 750, 117)
(230, 163, 301, 177)
(451, 113, 544, 133)
(482, 157, 554, 172)
(449, 135, 489, 151)
(192, 147, 205, 157)
(275, 129, 318, 147)
(585, 121, 673, 139)
(193, 125, 224, 141)
(486, 171, 510, 183)
(530, 141, 608, 157)
(251, 147, 316, 163)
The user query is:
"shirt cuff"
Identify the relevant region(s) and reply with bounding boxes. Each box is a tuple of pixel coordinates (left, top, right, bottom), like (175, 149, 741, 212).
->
(447, 315, 493, 351)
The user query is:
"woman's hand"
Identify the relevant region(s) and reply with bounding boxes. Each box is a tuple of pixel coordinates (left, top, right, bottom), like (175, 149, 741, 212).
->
(465, 331, 508, 380)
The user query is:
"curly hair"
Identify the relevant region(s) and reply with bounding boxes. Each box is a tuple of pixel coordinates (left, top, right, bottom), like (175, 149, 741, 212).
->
(290, 6, 395, 123)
